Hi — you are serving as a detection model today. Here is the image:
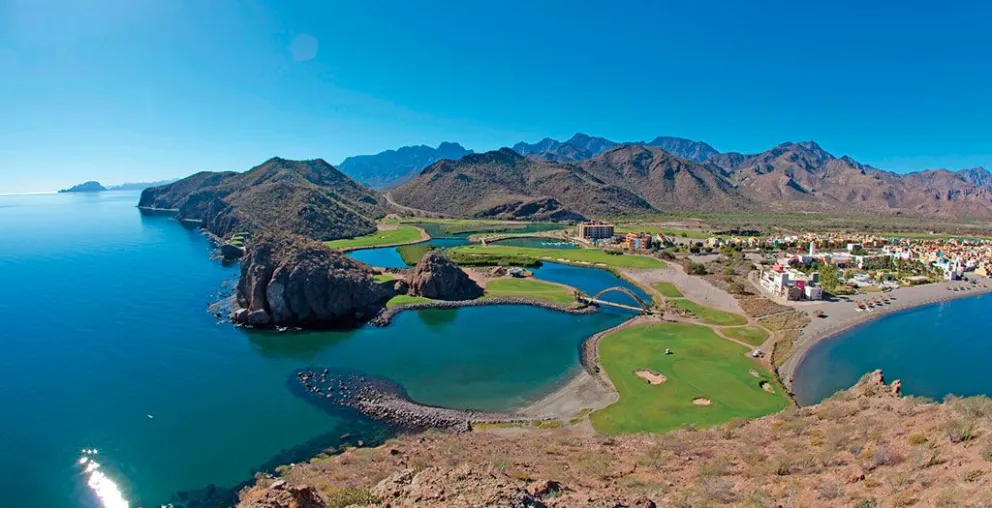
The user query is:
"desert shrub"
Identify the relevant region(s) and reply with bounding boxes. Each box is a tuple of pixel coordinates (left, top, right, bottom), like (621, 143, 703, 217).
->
(982, 442, 992, 462)
(855, 499, 879, 508)
(871, 445, 903, 468)
(911, 444, 944, 469)
(698, 457, 730, 478)
(964, 469, 985, 482)
(698, 478, 735, 504)
(907, 433, 928, 445)
(325, 487, 375, 508)
(944, 419, 976, 443)
(946, 395, 992, 420)
(688, 262, 707, 275)
(817, 483, 843, 500)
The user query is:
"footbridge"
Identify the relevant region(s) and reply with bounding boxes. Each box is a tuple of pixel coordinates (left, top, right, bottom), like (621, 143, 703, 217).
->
(578, 287, 656, 314)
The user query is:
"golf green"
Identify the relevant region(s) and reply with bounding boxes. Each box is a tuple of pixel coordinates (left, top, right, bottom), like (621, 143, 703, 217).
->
(591, 323, 788, 434)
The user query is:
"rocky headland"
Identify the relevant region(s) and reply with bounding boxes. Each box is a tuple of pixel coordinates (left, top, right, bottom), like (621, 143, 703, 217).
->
(138, 157, 383, 242)
(233, 235, 394, 327)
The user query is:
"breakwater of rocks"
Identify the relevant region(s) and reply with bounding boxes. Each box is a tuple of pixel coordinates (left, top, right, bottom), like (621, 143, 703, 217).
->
(292, 368, 540, 432)
(370, 297, 595, 326)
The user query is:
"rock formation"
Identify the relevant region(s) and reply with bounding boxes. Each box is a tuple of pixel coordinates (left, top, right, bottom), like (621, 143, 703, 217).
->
(233, 235, 392, 327)
(406, 250, 483, 301)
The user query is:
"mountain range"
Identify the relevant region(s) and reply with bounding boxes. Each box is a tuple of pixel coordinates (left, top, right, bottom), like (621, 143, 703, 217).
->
(58, 179, 178, 193)
(338, 142, 472, 189)
(390, 137, 992, 220)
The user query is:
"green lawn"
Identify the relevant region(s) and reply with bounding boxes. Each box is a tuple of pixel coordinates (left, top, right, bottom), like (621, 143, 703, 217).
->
(374, 273, 397, 283)
(652, 281, 684, 298)
(484, 278, 575, 304)
(326, 225, 424, 250)
(591, 323, 788, 434)
(448, 245, 666, 269)
(385, 294, 436, 307)
(720, 326, 769, 346)
(673, 299, 748, 326)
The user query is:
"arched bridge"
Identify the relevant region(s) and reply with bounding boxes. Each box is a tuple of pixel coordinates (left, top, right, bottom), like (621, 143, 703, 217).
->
(579, 286, 655, 313)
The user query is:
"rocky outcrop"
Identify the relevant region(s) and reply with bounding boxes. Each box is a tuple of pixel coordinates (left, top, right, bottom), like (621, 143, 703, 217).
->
(406, 251, 483, 301)
(233, 235, 392, 327)
(238, 480, 326, 508)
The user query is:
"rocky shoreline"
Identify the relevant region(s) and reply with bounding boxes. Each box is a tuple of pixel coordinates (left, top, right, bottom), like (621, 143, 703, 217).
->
(369, 297, 595, 326)
(292, 369, 539, 432)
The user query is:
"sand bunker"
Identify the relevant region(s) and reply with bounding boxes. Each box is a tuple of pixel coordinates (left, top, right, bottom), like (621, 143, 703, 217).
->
(760, 381, 775, 393)
(635, 369, 667, 385)
(748, 369, 760, 378)
(692, 397, 712, 406)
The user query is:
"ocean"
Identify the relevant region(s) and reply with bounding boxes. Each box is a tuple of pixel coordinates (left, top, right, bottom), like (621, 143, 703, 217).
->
(0, 192, 629, 507)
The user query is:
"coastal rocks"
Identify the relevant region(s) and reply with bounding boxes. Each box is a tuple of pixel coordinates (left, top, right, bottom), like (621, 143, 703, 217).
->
(234, 235, 392, 327)
(407, 250, 483, 300)
(238, 479, 326, 508)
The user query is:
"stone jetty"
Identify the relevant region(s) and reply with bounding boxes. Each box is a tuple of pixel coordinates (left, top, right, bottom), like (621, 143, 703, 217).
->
(292, 369, 537, 431)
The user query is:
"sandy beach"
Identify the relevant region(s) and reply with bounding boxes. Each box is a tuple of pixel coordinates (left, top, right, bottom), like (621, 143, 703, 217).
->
(779, 279, 992, 392)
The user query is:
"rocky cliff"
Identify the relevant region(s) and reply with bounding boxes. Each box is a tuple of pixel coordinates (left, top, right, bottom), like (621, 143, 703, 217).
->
(233, 235, 393, 327)
(406, 250, 483, 300)
(238, 371, 992, 507)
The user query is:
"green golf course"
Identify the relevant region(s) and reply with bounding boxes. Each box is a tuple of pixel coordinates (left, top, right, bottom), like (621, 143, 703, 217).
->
(326, 225, 424, 250)
(484, 278, 575, 304)
(672, 299, 748, 326)
(652, 281, 684, 298)
(721, 326, 770, 346)
(591, 323, 788, 434)
(448, 244, 666, 269)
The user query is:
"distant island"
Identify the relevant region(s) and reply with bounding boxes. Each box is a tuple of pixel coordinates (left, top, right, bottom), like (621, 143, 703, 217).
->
(58, 179, 177, 194)
(58, 181, 107, 193)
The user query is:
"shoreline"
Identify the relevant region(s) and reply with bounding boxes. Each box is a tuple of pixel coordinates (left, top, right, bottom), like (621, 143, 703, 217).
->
(369, 297, 597, 326)
(779, 280, 991, 396)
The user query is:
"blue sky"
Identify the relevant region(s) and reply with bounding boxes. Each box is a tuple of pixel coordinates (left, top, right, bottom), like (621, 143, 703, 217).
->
(2, 0, 990, 192)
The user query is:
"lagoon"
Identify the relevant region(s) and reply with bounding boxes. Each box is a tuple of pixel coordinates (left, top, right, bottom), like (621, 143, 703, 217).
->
(0, 192, 627, 507)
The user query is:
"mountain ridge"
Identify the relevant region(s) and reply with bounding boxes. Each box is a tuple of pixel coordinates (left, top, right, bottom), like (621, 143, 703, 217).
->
(338, 142, 473, 189)
(138, 157, 383, 240)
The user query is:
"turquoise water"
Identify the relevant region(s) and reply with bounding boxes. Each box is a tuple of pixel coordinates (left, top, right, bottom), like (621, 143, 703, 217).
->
(792, 294, 992, 405)
(347, 238, 470, 268)
(531, 262, 650, 307)
(0, 193, 627, 507)
(490, 237, 579, 249)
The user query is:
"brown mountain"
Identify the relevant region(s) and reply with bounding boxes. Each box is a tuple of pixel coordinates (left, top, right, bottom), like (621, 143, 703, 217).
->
(390, 148, 655, 220)
(138, 157, 383, 240)
(711, 142, 992, 217)
(578, 145, 751, 212)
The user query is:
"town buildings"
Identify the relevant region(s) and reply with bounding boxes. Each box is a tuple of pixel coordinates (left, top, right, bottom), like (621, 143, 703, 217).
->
(578, 221, 615, 240)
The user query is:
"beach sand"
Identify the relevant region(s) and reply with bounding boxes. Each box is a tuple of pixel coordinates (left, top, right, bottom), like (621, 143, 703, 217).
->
(779, 279, 991, 392)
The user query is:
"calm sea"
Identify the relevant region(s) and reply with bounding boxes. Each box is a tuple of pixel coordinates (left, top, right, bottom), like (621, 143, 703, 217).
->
(0, 192, 629, 507)
(793, 294, 992, 405)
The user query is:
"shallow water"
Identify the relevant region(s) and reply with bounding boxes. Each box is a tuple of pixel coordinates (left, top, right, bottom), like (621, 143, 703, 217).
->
(792, 294, 992, 405)
(0, 193, 628, 507)
(490, 237, 578, 249)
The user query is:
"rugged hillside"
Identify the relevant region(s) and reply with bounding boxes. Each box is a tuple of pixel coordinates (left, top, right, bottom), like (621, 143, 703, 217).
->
(710, 142, 992, 217)
(578, 145, 750, 212)
(959, 167, 992, 189)
(238, 371, 992, 507)
(138, 157, 382, 240)
(645, 136, 720, 163)
(338, 142, 473, 189)
(391, 148, 655, 220)
(512, 133, 717, 163)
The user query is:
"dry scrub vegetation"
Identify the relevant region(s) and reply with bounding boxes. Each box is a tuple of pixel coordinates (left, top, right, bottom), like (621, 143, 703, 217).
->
(239, 372, 992, 508)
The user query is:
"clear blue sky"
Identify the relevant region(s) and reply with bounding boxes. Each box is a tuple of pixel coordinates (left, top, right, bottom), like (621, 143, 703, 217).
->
(2, 0, 990, 192)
